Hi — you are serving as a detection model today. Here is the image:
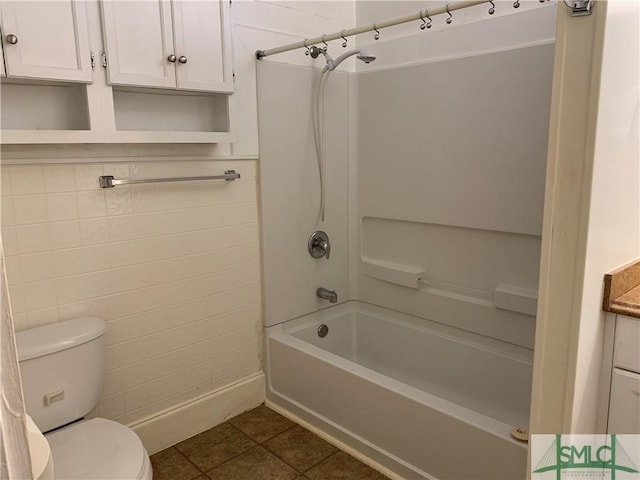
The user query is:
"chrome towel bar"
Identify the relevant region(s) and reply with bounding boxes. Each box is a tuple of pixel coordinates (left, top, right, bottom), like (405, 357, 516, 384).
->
(98, 170, 240, 188)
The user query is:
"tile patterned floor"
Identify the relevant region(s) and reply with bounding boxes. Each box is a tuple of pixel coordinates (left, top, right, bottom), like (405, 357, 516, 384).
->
(151, 404, 390, 480)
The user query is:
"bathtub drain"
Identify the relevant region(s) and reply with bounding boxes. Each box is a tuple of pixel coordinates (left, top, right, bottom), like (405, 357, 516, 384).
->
(317, 324, 329, 338)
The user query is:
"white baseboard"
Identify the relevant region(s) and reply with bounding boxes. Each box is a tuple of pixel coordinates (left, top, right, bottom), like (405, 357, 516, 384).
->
(131, 373, 265, 454)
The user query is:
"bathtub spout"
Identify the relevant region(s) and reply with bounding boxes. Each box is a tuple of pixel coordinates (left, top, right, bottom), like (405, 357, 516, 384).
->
(316, 288, 337, 303)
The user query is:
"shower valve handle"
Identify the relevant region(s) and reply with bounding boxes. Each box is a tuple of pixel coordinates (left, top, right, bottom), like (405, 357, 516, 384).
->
(318, 239, 330, 259)
(308, 231, 331, 260)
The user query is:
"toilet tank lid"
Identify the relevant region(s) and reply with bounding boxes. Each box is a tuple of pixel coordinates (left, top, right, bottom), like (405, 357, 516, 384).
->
(16, 317, 106, 362)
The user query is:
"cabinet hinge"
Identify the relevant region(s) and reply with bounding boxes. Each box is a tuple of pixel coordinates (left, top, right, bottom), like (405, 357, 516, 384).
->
(564, 0, 594, 17)
(90, 51, 96, 70)
(100, 51, 108, 69)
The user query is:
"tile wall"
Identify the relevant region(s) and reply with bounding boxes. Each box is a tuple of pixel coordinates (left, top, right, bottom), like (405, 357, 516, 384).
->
(0, 160, 261, 425)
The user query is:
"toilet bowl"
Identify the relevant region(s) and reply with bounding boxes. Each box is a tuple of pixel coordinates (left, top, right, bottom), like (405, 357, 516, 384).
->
(46, 419, 152, 480)
(16, 317, 152, 480)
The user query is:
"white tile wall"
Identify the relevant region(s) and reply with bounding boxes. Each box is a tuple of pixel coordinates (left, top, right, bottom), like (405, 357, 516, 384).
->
(0, 160, 262, 425)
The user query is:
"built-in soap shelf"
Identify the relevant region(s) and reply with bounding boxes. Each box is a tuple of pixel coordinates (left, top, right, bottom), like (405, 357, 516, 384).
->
(360, 258, 425, 288)
(493, 284, 538, 316)
(360, 258, 538, 316)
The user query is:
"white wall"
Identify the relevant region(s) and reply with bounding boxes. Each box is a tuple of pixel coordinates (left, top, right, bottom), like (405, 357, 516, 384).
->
(230, 0, 355, 156)
(0, 0, 354, 449)
(572, 0, 640, 431)
(1, 160, 261, 427)
(353, 5, 556, 349)
(529, 1, 639, 436)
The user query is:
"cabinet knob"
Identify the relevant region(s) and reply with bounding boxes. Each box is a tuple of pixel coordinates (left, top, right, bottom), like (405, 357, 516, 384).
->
(178, 56, 187, 64)
(167, 54, 177, 63)
(6, 34, 18, 45)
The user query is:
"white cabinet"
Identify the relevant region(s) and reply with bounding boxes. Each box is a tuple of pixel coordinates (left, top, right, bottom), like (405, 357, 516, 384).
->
(613, 315, 640, 373)
(101, 0, 233, 93)
(609, 369, 640, 434)
(99, 1, 175, 89)
(0, 0, 233, 144)
(172, 0, 232, 92)
(0, 0, 92, 82)
(608, 315, 640, 433)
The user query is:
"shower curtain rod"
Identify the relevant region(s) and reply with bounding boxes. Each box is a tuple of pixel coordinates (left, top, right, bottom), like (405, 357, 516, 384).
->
(255, 0, 495, 59)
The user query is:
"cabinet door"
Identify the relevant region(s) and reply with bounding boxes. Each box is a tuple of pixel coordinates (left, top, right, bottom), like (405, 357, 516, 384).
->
(172, 0, 233, 93)
(608, 369, 640, 433)
(101, 0, 176, 89)
(0, 1, 91, 82)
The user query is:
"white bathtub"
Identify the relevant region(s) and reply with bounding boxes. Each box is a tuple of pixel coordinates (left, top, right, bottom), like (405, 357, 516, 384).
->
(265, 301, 532, 479)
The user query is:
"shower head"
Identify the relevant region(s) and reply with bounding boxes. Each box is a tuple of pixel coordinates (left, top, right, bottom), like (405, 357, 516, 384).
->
(322, 48, 376, 72)
(356, 49, 376, 64)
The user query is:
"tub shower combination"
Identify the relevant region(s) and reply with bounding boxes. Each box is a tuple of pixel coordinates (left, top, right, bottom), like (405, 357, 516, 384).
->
(256, 1, 546, 478)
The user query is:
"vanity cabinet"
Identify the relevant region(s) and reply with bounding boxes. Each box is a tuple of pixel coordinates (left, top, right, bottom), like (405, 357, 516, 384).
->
(100, 0, 233, 93)
(608, 315, 640, 433)
(0, 0, 92, 82)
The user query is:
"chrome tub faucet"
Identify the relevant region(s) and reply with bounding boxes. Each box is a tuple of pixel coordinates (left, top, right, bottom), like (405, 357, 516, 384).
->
(316, 287, 338, 303)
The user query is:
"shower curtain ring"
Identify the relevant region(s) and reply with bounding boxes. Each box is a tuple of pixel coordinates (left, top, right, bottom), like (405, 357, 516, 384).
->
(419, 10, 427, 30)
(341, 30, 348, 48)
(513, 0, 520, 8)
(446, 3, 453, 24)
(373, 23, 380, 40)
(488, 1, 495, 14)
(321, 34, 328, 53)
(425, 8, 433, 28)
(304, 39, 311, 56)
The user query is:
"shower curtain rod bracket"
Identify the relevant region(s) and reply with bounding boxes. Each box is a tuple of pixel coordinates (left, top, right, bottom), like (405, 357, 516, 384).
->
(564, 0, 593, 16)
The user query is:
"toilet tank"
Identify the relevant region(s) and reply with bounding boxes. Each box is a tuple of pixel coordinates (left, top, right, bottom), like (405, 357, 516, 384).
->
(16, 317, 106, 433)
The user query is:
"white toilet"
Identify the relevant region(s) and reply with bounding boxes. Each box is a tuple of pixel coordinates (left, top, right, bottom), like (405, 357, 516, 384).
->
(16, 317, 153, 480)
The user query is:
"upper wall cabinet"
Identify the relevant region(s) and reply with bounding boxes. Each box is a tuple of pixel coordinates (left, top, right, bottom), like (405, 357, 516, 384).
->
(100, 0, 233, 93)
(0, 1, 92, 83)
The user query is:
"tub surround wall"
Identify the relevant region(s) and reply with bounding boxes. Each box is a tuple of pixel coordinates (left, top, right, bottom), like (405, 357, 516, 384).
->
(258, 62, 350, 327)
(241, 3, 356, 329)
(353, 6, 555, 349)
(256, 7, 556, 335)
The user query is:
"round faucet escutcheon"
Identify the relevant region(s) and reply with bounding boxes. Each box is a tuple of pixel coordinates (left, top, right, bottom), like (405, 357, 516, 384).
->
(308, 231, 331, 260)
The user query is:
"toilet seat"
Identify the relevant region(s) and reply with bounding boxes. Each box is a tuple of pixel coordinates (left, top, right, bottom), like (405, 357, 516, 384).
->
(45, 418, 152, 480)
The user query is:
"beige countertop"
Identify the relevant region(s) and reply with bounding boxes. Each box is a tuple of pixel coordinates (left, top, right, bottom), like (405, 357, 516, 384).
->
(603, 259, 640, 319)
